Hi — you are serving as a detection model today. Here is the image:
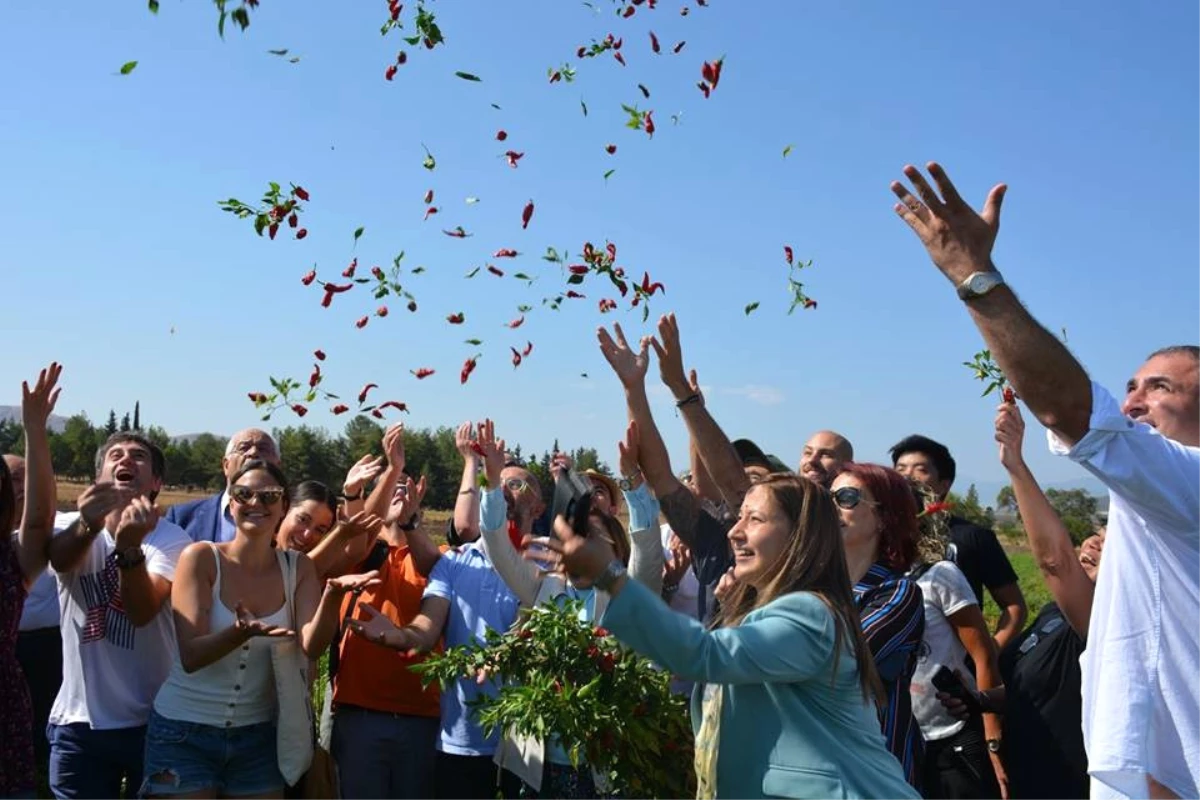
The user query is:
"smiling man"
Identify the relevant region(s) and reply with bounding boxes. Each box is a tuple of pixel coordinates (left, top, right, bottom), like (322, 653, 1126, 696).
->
(44, 432, 190, 799)
(166, 427, 280, 543)
(891, 161, 1199, 800)
(798, 430, 854, 488)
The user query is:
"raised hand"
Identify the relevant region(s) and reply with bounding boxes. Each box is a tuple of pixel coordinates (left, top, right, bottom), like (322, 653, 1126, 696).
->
(648, 313, 693, 398)
(597, 323, 651, 389)
(334, 509, 385, 542)
(617, 420, 641, 479)
(382, 422, 406, 473)
(387, 474, 427, 526)
(476, 418, 507, 488)
(891, 162, 1007, 287)
(343, 453, 385, 498)
(454, 421, 480, 461)
(327, 569, 383, 596)
(75, 482, 129, 532)
(524, 514, 617, 583)
(662, 532, 693, 588)
(550, 451, 573, 481)
(346, 604, 407, 650)
(22, 362, 63, 431)
(713, 566, 738, 604)
(114, 496, 160, 549)
(994, 402, 1027, 473)
(235, 601, 296, 639)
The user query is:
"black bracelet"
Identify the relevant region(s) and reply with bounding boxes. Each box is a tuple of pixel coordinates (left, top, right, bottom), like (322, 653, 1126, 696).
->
(675, 393, 702, 409)
(342, 489, 363, 501)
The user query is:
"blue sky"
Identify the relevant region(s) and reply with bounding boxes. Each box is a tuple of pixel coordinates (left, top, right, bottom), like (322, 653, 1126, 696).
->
(2, 1, 1196, 501)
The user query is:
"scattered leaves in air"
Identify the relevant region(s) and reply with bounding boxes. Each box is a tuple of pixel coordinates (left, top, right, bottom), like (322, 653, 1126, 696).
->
(147, 0, 159, 13)
(581, 98, 589, 116)
(464, 338, 483, 346)
(672, 41, 686, 53)
(443, 226, 472, 238)
(447, 312, 465, 324)
(964, 350, 1014, 403)
(603, 169, 616, 181)
(465, 267, 481, 278)
(118, 61, 139, 75)
(422, 145, 437, 170)
(638, 84, 651, 99)
(353, 226, 365, 244)
(214, 0, 256, 38)
(219, 183, 310, 240)
(455, 71, 483, 82)
(782, 144, 793, 158)
(268, 48, 302, 63)
(744, 302, 760, 315)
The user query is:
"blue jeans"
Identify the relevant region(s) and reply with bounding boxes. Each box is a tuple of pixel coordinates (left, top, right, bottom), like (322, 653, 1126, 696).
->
(140, 710, 284, 797)
(331, 705, 438, 799)
(48, 722, 146, 800)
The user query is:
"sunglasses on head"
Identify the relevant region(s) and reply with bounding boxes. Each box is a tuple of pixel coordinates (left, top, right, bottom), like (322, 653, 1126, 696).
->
(832, 486, 872, 510)
(230, 485, 285, 506)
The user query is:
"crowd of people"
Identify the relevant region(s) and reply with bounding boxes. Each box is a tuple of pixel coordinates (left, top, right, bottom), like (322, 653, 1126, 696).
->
(1, 162, 1196, 800)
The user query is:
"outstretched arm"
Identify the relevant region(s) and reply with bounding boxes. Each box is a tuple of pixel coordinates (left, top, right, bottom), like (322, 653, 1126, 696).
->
(17, 363, 61, 586)
(892, 162, 1092, 446)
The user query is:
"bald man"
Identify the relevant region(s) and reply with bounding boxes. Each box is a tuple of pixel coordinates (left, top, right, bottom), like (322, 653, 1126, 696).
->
(798, 430, 854, 487)
(164, 428, 280, 543)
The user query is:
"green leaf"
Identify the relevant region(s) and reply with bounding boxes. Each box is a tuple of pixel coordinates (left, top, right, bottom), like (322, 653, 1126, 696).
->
(465, 338, 483, 346)
(491, 103, 502, 110)
(517, 304, 532, 313)
(580, 98, 588, 116)
(412, 266, 426, 274)
(744, 301, 760, 315)
(454, 71, 482, 82)
(353, 226, 365, 243)
(147, 0, 159, 13)
(567, 274, 585, 285)
(782, 144, 793, 158)
(603, 169, 615, 181)
(514, 273, 533, 282)
(268, 48, 289, 56)
(465, 267, 480, 278)
(119, 60, 138, 75)
(218, 9, 227, 38)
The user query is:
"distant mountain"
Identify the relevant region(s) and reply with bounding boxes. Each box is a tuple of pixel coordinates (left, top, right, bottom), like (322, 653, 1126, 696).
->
(171, 432, 227, 445)
(0, 405, 68, 433)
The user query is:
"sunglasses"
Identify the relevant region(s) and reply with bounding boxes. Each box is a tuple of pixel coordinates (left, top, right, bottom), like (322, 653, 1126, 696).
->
(230, 485, 285, 506)
(832, 486, 873, 510)
(503, 478, 530, 493)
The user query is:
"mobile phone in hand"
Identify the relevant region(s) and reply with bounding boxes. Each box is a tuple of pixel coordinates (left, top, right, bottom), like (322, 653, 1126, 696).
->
(931, 665, 984, 716)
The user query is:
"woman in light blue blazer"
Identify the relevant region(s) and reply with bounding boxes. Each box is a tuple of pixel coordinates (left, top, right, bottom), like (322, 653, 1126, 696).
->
(533, 473, 919, 799)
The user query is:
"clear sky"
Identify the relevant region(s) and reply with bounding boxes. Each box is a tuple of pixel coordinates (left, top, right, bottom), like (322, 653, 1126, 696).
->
(2, 1, 1196, 500)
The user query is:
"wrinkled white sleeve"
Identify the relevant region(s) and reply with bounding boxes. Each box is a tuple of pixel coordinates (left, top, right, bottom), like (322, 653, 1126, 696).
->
(1048, 381, 1200, 536)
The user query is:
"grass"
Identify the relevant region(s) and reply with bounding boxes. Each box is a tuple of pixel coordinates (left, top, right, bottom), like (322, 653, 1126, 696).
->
(982, 548, 1053, 630)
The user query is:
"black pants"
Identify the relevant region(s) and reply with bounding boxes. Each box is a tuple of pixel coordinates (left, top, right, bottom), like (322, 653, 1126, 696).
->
(16, 626, 63, 770)
(923, 719, 1001, 799)
(433, 752, 522, 800)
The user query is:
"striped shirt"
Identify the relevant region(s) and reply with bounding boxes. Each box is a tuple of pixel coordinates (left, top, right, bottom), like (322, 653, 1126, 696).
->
(854, 561, 925, 790)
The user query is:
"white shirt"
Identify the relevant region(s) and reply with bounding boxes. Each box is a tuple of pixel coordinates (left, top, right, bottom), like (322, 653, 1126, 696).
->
(14, 512, 77, 630)
(909, 560, 978, 741)
(1049, 381, 1199, 799)
(49, 513, 191, 730)
(660, 524, 700, 618)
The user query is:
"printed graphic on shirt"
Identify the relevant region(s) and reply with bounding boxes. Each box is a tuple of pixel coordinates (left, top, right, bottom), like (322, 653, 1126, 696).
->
(79, 552, 134, 649)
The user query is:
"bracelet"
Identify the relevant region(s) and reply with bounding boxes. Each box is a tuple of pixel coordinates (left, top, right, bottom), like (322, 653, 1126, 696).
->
(342, 489, 363, 501)
(675, 392, 702, 409)
(459, 488, 478, 496)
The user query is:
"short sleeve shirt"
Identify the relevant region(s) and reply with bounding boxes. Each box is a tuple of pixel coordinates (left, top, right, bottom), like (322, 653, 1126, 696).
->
(946, 516, 1018, 606)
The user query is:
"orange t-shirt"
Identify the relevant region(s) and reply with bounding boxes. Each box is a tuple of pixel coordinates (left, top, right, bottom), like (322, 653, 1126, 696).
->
(332, 543, 446, 717)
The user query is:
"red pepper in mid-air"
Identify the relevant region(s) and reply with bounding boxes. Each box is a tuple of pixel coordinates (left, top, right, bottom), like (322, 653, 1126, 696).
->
(411, 368, 435, 379)
(649, 31, 660, 53)
(505, 151, 525, 168)
(324, 282, 353, 294)
(710, 57, 723, 88)
(599, 298, 617, 313)
(295, 229, 308, 240)
(622, 5, 635, 17)
(320, 289, 334, 308)
(446, 312, 465, 324)
(606, 242, 617, 260)
(510, 347, 523, 368)
(643, 110, 655, 137)
(288, 213, 298, 228)
(247, 392, 268, 404)
(293, 186, 310, 201)
(268, 224, 279, 240)
(496, 129, 508, 141)
(605, 144, 617, 154)
(358, 383, 378, 404)
(566, 290, 585, 299)
(521, 200, 534, 230)
(1003, 387, 1016, 404)
(784, 245, 794, 265)
(423, 189, 433, 204)
(385, 65, 397, 81)
(355, 316, 369, 328)
(569, 265, 589, 275)
(309, 364, 321, 388)
(613, 52, 626, 66)
(343, 258, 357, 278)
(640, 272, 665, 296)
(372, 265, 385, 280)
(376, 400, 409, 414)
(301, 269, 316, 286)
(522, 341, 533, 357)
(424, 206, 438, 220)
(460, 356, 478, 384)
(331, 404, 349, 415)
(697, 81, 710, 99)
(377, 305, 389, 317)
(487, 265, 505, 277)
(291, 404, 308, 417)
(314, 349, 326, 361)
(803, 299, 817, 309)
(494, 248, 519, 258)
(506, 315, 525, 329)
(672, 40, 686, 53)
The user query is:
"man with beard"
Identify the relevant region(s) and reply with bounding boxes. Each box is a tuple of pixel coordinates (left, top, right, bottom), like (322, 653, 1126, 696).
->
(797, 430, 854, 488)
(43, 432, 190, 798)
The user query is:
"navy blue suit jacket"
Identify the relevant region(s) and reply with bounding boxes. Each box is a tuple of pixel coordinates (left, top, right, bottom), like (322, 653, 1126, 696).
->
(165, 492, 225, 543)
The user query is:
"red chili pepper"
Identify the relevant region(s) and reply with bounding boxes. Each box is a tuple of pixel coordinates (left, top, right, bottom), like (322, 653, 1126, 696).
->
(358, 383, 378, 404)
(521, 200, 534, 230)
(423, 189, 433, 204)
(424, 206, 438, 220)
(549, 71, 561, 84)
(376, 400, 409, 414)
(496, 129, 508, 141)
(470, 442, 485, 456)
(321, 289, 334, 308)
(643, 110, 655, 137)
(583, 242, 595, 261)
(710, 57, 723, 88)
(301, 269, 317, 286)
(622, 5, 634, 17)
(649, 31, 660, 53)
(672, 40, 685, 53)
(396, 51, 408, 64)
(343, 259, 357, 278)
(640, 272, 665, 296)
(314, 349, 326, 361)
(377, 305, 389, 317)
(803, 299, 818, 309)
(614, 51, 626, 66)
(446, 312, 465, 324)
(371, 409, 384, 419)
(324, 282, 353, 293)
(487, 265, 505, 277)
(355, 315, 369, 328)
(613, 37, 623, 50)
(247, 392, 268, 404)
(288, 213, 298, 228)
(697, 81, 710, 98)
(616, 280, 629, 298)
(522, 341, 533, 357)
(506, 315, 525, 329)
(291, 404, 308, 417)
(385, 65, 397, 81)
(505, 151, 525, 168)
(493, 248, 519, 258)
(293, 186, 310, 201)
(569, 265, 589, 275)
(295, 229, 308, 240)
(599, 298, 617, 312)
(1003, 387, 1016, 404)
(576, 46, 586, 58)
(309, 364, 321, 388)
(784, 245, 794, 265)
(606, 242, 617, 261)
(605, 144, 617, 154)
(511, 347, 522, 368)
(411, 368, 436, 379)
(268, 223, 279, 240)
(566, 290, 585, 299)
(372, 265, 385, 280)
(702, 60, 716, 84)
(460, 356, 478, 384)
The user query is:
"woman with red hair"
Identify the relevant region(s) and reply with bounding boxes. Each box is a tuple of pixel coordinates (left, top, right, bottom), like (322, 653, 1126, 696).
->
(829, 463, 926, 791)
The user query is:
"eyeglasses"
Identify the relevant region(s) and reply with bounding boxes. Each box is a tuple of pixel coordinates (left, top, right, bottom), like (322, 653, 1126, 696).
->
(504, 478, 529, 493)
(832, 486, 874, 510)
(230, 485, 285, 506)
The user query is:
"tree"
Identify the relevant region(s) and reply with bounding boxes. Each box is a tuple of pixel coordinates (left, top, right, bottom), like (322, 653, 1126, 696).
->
(341, 416, 385, 461)
(187, 433, 228, 490)
(947, 483, 992, 528)
(1044, 488, 1099, 545)
(0, 419, 24, 456)
(996, 485, 1016, 514)
(59, 414, 100, 479)
(133, 401, 141, 431)
(105, 410, 118, 437)
(120, 412, 132, 432)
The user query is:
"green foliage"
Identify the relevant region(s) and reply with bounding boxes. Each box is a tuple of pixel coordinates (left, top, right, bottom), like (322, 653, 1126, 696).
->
(964, 349, 1009, 398)
(413, 601, 695, 799)
(983, 550, 1053, 629)
(946, 484, 993, 528)
(993, 485, 1100, 546)
(0, 419, 24, 456)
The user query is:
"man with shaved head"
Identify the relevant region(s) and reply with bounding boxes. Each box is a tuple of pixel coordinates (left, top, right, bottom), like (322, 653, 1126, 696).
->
(798, 430, 854, 487)
(164, 427, 280, 543)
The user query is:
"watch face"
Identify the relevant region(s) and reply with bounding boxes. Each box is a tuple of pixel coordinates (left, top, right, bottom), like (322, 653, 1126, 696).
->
(618, 479, 632, 491)
(970, 274, 989, 294)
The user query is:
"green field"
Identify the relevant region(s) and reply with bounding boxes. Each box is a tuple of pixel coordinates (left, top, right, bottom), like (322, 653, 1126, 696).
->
(982, 549, 1054, 630)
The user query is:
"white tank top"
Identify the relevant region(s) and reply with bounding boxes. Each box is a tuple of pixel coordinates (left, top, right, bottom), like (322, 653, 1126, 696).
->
(153, 545, 291, 728)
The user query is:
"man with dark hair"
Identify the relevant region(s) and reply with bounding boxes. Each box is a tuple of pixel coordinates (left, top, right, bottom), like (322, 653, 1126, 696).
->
(731, 439, 789, 482)
(891, 433, 1028, 649)
(44, 431, 190, 798)
(891, 161, 1198, 798)
(166, 427, 280, 543)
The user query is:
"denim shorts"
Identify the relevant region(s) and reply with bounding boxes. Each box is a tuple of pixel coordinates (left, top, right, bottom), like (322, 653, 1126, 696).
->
(139, 710, 285, 797)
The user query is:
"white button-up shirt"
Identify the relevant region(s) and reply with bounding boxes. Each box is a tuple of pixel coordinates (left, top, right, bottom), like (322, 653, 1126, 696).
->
(1049, 382, 1199, 799)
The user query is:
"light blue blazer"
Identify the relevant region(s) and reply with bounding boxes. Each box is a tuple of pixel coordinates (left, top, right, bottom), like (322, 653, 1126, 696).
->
(602, 579, 919, 799)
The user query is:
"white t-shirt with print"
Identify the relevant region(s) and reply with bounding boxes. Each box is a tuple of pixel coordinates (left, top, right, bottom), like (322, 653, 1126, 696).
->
(909, 559, 979, 741)
(49, 512, 191, 730)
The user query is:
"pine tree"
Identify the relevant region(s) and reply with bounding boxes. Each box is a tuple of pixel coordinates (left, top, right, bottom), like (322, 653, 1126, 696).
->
(120, 413, 132, 432)
(105, 410, 118, 436)
(133, 401, 141, 431)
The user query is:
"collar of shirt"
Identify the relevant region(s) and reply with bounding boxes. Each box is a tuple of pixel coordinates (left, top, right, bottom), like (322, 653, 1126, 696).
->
(853, 560, 898, 599)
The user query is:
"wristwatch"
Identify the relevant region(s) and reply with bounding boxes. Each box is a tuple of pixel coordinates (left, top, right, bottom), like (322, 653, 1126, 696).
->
(399, 512, 423, 532)
(956, 270, 1005, 301)
(595, 559, 627, 592)
(342, 488, 363, 501)
(115, 546, 146, 571)
(618, 469, 642, 491)
(986, 738, 1002, 754)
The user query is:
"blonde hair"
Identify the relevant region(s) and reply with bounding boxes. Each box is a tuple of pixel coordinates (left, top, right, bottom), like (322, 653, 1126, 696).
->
(713, 474, 882, 702)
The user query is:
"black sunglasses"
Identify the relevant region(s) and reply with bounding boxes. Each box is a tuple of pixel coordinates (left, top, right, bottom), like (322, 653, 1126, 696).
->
(832, 486, 873, 510)
(230, 485, 285, 506)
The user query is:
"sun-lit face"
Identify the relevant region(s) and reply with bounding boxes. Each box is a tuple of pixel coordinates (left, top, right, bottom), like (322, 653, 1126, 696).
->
(276, 499, 335, 553)
(1121, 353, 1200, 447)
(99, 441, 161, 499)
(501, 466, 543, 530)
(229, 469, 286, 537)
(829, 473, 882, 560)
(222, 429, 281, 480)
(798, 433, 847, 488)
(727, 485, 790, 590)
(589, 480, 614, 516)
(894, 452, 950, 499)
